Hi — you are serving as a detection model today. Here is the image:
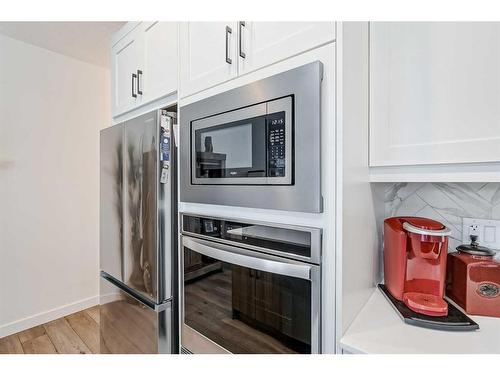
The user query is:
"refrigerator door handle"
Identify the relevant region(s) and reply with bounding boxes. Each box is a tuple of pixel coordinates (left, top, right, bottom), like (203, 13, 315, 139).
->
(100, 271, 172, 312)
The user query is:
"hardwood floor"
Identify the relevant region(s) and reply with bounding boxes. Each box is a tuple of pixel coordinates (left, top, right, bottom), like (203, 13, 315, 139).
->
(0, 306, 100, 354)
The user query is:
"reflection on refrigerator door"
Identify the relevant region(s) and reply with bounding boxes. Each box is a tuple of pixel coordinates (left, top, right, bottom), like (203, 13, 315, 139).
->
(123, 113, 160, 302)
(100, 275, 172, 354)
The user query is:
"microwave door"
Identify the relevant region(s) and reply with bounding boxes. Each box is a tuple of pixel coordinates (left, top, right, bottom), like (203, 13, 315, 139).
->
(190, 97, 292, 185)
(181, 236, 320, 354)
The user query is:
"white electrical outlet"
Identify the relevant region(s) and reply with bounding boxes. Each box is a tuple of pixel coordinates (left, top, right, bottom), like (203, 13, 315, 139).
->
(462, 218, 500, 250)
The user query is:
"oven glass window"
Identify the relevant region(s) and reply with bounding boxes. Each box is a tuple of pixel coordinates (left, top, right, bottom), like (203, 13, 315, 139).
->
(194, 115, 267, 179)
(183, 247, 312, 354)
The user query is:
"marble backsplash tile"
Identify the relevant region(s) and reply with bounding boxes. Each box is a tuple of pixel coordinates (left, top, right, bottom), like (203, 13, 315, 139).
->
(385, 182, 500, 251)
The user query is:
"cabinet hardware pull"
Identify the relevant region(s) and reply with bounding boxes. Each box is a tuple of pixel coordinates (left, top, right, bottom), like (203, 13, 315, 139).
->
(131, 73, 137, 98)
(239, 21, 246, 58)
(225, 25, 232, 64)
(137, 69, 143, 95)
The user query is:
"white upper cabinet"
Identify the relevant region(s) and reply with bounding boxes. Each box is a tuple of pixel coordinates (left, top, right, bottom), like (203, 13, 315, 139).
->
(370, 22, 500, 167)
(111, 22, 178, 118)
(239, 22, 335, 74)
(179, 22, 238, 98)
(141, 22, 178, 105)
(111, 27, 143, 116)
(179, 22, 335, 98)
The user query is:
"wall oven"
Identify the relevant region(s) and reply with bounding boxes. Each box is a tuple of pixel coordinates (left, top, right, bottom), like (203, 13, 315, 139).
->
(180, 214, 321, 354)
(180, 61, 323, 213)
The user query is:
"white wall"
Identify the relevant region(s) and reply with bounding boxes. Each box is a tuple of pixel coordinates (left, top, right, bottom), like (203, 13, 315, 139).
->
(0, 34, 110, 337)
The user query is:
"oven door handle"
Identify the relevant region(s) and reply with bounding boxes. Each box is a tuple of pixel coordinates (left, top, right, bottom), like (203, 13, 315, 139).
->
(182, 236, 312, 280)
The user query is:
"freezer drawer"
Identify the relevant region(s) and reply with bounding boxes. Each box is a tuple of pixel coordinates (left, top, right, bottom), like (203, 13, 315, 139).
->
(99, 273, 173, 354)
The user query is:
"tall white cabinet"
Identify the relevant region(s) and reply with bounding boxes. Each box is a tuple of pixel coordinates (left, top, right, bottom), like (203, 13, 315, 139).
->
(370, 22, 500, 167)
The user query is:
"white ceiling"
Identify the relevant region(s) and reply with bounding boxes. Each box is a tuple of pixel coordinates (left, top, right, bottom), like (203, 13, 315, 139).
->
(0, 22, 126, 67)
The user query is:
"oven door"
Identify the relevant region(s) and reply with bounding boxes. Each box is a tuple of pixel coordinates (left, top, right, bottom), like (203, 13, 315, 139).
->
(181, 236, 320, 354)
(190, 97, 292, 185)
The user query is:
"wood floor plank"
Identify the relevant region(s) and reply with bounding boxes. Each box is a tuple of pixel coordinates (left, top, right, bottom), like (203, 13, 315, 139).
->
(22, 334, 57, 354)
(65, 311, 99, 354)
(84, 305, 100, 324)
(43, 318, 91, 354)
(17, 325, 46, 344)
(0, 334, 24, 354)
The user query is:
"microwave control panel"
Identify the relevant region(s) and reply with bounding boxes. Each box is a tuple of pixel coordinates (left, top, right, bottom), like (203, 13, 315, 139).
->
(267, 111, 286, 177)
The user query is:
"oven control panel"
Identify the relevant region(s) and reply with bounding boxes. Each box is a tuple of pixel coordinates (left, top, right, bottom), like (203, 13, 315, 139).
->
(267, 112, 286, 177)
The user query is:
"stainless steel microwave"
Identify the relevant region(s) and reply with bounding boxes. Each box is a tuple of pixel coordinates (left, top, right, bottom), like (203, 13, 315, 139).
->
(180, 61, 323, 213)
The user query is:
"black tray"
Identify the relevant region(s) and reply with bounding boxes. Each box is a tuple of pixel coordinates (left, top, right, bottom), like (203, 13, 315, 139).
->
(378, 284, 479, 331)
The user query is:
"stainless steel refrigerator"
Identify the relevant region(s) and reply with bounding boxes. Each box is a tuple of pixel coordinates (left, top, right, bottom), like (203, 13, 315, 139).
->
(99, 109, 178, 354)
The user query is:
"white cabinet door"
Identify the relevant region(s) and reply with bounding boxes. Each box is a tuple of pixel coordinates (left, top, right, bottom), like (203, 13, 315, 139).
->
(239, 22, 335, 74)
(111, 26, 143, 116)
(370, 22, 500, 166)
(141, 22, 178, 104)
(179, 22, 238, 97)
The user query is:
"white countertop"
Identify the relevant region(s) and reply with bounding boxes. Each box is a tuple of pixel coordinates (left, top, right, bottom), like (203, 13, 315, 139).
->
(340, 288, 500, 354)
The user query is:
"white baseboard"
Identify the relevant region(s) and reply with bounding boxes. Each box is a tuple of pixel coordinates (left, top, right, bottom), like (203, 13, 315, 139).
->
(99, 292, 122, 305)
(0, 295, 98, 339)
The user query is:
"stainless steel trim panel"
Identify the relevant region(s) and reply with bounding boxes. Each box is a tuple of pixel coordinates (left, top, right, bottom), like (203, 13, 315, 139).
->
(180, 61, 323, 213)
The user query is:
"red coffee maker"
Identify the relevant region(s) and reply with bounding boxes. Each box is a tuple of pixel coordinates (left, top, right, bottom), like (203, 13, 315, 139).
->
(384, 217, 452, 316)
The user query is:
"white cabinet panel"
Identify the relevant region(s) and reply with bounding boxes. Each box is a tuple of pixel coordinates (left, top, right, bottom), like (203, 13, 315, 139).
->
(239, 22, 335, 74)
(141, 22, 178, 104)
(179, 22, 238, 97)
(370, 22, 500, 166)
(111, 28, 143, 116)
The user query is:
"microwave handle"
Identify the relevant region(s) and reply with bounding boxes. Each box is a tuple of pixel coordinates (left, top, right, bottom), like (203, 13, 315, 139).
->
(182, 236, 312, 281)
